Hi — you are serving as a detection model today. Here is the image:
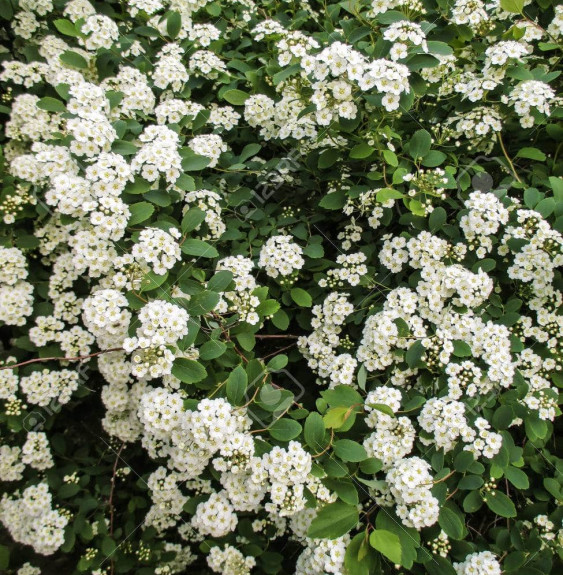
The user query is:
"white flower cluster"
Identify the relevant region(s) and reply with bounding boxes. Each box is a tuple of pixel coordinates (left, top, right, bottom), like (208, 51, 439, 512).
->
(252, 441, 313, 517)
(0, 246, 28, 285)
(507, 80, 557, 128)
(145, 467, 188, 532)
(0, 482, 69, 555)
(454, 551, 502, 575)
(419, 398, 502, 458)
(80, 14, 119, 50)
(207, 544, 256, 575)
(132, 125, 182, 184)
(189, 50, 227, 78)
(319, 252, 367, 288)
(504, 209, 563, 292)
(188, 134, 228, 168)
(298, 292, 357, 387)
(0, 445, 25, 481)
(192, 491, 238, 537)
(20, 368, 80, 407)
(295, 535, 349, 575)
(82, 289, 131, 347)
(384, 20, 427, 61)
(363, 386, 415, 469)
(460, 191, 509, 256)
(183, 190, 225, 239)
(130, 226, 182, 276)
(153, 43, 189, 91)
(216, 256, 261, 325)
(386, 456, 440, 529)
(22, 431, 54, 470)
(259, 235, 304, 279)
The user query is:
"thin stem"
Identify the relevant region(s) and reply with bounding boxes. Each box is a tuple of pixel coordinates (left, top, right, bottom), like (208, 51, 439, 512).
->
(0, 347, 123, 371)
(497, 133, 522, 183)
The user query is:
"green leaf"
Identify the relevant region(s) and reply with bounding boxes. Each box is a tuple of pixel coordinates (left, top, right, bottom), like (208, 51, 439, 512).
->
(181, 153, 211, 171)
(176, 174, 195, 191)
(516, 147, 546, 161)
(307, 502, 359, 539)
(458, 475, 484, 490)
(429, 207, 447, 231)
(223, 89, 250, 105)
(323, 406, 351, 429)
(324, 478, 359, 505)
(504, 466, 529, 489)
(256, 299, 280, 317)
(322, 386, 363, 407)
(271, 309, 290, 330)
(273, 63, 301, 85)
(226, 365, 247, 405)
(368, 403, 395, 417)
(37, 97, 66, 113)
(438, 505, 465, 540)
(345, 533, 373, 575)
(267, 354, 288, 371)
(54, 18, 82, 37)
(421, 150, 447, 167)
(167, 11, 181, 38)
(239, 143, 261, 162)
(376, 188, 404, 203)
(500, 0, 524, 13)
(333, 439, 367, 462)
(453, 340, 472, 357)
(318, 149, 340, 169)
(424, 555, 457, 575)
(303, 244, 324, 258)
(60, 50, 88, 69)
(172, 359, 207, 384)
(186, 290, 220, 316)
(409, 129, 432, 160)
(350, 143, 375, 159)
(125, 177, 152, 195)
(383, 149, 399, 166)
(58, 483, 80, 498)
(139, 270, 168, 293)
(199, 340, 227, 360)
(405, 340, 425, 368)
(319, 190, 346, 210)
(236, 332, 255, 350)
(181, 239, 219, 258)
(101, 537, 116, 557)
(181, 207, 206, 234)
(369, 529, 402, 564)
(426, 41, 454, 56)
(269, 418, 302, 441)
(207, 270, 233, 292)
(485, 490, 517, 517)
(290, 288, 312, 307)
(128, 202, 154, 226)
(454, 450, 475, 472)
(112, 140, 138, 155)
(304, 412, 327, 452)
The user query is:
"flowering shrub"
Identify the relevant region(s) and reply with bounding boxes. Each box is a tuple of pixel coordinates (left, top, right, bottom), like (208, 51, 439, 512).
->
(0, 0, 562, 573)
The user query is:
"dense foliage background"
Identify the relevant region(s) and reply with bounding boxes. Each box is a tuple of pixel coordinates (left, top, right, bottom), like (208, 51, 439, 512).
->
(0, 0, 562, 574)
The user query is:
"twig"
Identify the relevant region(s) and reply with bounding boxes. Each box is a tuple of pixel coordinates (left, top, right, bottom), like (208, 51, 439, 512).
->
(0, 347, 123, 371)
(497, 133, 522, 183)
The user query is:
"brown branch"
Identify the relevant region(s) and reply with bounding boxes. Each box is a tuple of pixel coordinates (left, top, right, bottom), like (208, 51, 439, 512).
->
(261, 342, 297, 361)
(0, 347, 124, 371)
